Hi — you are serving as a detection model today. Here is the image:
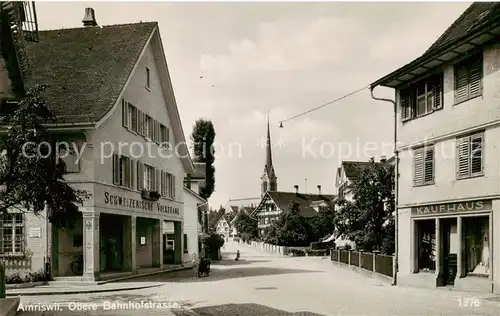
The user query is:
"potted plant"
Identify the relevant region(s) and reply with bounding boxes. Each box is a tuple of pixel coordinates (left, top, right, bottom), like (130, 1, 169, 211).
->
(149, 191, 160, 201)
(141, 189, 150, 200)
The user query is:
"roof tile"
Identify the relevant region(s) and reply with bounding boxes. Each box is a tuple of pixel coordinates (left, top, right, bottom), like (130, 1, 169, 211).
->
(24, 22, 156, 123)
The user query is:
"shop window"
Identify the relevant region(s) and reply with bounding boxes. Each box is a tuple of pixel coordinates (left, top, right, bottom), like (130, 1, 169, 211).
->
(416, 219, 436, 272)
(463, 216, 489, 276)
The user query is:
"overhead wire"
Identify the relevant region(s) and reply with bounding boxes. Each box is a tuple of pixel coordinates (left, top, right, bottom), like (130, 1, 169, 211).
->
(279, 85, 370, 126)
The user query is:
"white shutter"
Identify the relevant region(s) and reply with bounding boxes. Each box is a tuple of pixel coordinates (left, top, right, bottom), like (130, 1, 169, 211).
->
(155, 169, 161, 192)
(112, 154, 120, 185)
(137, 162, 144, 190)
(470, 133, 483, 175)
(172, 175, 176, 199)
(469, 58, 482, 98)
(455, 64, 468, 104)
(413, 148, 424, 185)
(457, 137, 470, 178)
(128, 158, 135, 189)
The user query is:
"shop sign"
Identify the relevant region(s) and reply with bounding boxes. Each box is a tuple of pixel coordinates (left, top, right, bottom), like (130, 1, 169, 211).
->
(411, 200, 492, 217)
(104, 191, 180, 217)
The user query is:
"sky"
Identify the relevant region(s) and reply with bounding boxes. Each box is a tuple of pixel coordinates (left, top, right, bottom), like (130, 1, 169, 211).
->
(35, 1, 471, 209)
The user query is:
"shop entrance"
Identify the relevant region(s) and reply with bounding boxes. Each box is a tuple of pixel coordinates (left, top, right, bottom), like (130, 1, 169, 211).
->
(100, 214, 124, 272)
(440, 218, 457, 286)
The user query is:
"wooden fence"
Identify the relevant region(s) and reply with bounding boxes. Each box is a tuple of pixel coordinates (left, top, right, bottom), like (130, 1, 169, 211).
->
(330, 249, 394, 281)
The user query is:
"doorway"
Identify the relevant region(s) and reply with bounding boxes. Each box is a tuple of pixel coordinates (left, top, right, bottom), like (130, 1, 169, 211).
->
(100, 214, 124, 272)
(440, 218, 458, 286)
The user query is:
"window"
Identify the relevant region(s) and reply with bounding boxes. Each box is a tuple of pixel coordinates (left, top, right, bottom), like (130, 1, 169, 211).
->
(59, 142, 81, 173)
(0, 213, 24, 255)
(112, 154, 134, 188)
(457, 132, 484, 179)
(416, 219, 436, 272)
(183, 234, 188, 254)
(454, 54, 482, 104)
(146, 67, 151, 90)
(160, 125, 169, 146)
(401, 74, 443, 121)
(413, 145, 434, 186)
(463, 216, 489, 276)
(143, 164, 155, 191)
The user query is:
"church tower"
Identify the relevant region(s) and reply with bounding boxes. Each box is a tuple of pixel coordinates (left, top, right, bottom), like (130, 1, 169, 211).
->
(261, 116, 277, 197)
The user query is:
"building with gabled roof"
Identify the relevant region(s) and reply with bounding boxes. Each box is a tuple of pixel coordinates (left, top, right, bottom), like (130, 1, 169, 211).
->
(371, 2, 500, 293)
(0, 6, 196, 282)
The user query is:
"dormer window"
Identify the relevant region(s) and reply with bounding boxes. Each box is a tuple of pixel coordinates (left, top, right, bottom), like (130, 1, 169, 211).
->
(401, 73, 443, 122)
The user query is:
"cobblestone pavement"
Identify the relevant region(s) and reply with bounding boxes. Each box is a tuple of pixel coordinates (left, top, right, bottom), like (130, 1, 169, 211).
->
(17, 242, 500, 316)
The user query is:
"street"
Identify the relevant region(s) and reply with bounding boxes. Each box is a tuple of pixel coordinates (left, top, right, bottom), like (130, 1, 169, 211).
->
(17, 241, 500, 316)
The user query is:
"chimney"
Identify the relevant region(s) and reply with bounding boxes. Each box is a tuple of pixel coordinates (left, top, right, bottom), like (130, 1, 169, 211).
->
(380, 155, 387, 163)
(317, 185, 322, 195)
(82, 8, 97, 27)
(294, 185, 299, 195)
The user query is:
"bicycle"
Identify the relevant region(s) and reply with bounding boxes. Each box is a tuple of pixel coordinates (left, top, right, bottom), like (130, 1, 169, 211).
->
(71, 251, 83, 275)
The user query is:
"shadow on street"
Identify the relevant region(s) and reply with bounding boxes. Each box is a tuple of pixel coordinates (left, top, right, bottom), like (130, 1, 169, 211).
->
(214, 258, 271, 266)
(172, 303, 327, 316)
(118, 265, 321, 283)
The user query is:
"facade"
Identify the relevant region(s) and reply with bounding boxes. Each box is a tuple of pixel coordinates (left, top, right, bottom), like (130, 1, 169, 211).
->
(215, 216, 230, 239)
(371, 3, 500, 293)
(252, 188, 335, 237)
(0, 9, 197, 281)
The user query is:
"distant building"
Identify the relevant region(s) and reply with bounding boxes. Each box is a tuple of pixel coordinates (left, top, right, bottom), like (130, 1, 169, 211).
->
(252, 187, 335, 237)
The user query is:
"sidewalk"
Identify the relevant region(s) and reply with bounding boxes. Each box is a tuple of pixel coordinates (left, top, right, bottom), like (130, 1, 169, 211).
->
(6, 263, 195, 296)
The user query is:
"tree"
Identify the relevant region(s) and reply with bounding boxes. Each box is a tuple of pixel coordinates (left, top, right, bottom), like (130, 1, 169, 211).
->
(264, 201, 309, 247)
(307, 205, 336, 242)
(233, 211, 258, 239)
(190, 119, 215, 200)
(0, 85, 90, 228)
(334, 158, 395, 253)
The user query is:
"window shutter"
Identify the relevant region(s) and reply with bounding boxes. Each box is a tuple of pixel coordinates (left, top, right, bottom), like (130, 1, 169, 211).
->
(155, 169, 161, 192)
(469, 58, 482, 98)
(122, 99, 129, 128)
(172, 175, 176, 199)
(131, 105, 137, 132)
(137, 111, 143, 135)
(413, 149, 424, 185)
(128, 159, 135, 189)
(400, 92, 412, 122)
(455, 64, 468, 103)
(424, 147, 434, 183)
(432, 77, 443, 110)
(137, 162, 144, 190)
(166, 127, 170, 142)
(457, 137, 470, 178)
(470, 134, 483, 175)
(112, 154, 120, 185)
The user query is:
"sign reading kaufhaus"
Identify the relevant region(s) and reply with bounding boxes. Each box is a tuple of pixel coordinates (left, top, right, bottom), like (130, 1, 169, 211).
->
(104, 192, 180, 217)
(411, 200, 492, 217)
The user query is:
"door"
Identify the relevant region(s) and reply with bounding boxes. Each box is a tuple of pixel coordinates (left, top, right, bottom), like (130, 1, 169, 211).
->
(442, 218, 457, 286)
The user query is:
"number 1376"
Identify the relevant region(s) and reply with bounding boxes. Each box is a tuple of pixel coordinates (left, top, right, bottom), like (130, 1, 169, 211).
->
(458, 298, 480, 307)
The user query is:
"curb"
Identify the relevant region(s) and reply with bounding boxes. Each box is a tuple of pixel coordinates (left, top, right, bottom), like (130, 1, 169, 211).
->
(6, 283, 163, 297)
(6, 265, 195, 296)
(0, 297, 20, 316)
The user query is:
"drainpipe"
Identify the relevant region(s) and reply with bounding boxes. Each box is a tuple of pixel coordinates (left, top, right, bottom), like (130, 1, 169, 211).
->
(370, 87, 399, 286)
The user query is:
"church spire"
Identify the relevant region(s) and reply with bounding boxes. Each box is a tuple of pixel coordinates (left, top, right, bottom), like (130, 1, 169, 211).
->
(261, 115, 277, 197)
(265, 116, 274, 175)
